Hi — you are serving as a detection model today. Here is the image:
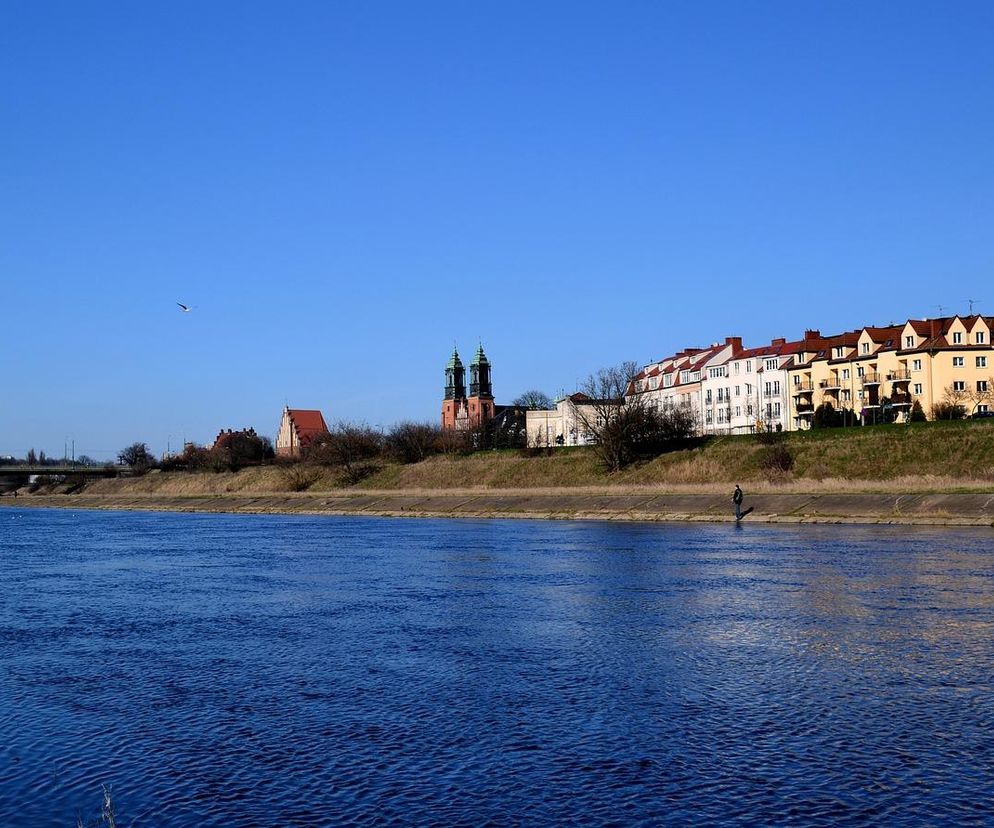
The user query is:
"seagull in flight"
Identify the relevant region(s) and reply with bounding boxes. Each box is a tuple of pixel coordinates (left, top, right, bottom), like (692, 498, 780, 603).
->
(176, 302, 193, 312)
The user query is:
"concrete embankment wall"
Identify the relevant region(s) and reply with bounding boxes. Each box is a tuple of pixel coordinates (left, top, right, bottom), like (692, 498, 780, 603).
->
(5, 491, 994, 527)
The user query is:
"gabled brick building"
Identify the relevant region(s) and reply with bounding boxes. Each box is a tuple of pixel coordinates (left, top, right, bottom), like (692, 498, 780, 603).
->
(276, 406, 329, 457)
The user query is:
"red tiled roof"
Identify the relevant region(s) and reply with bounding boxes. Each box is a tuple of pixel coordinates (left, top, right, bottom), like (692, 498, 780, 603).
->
(288, 409, 328, 445)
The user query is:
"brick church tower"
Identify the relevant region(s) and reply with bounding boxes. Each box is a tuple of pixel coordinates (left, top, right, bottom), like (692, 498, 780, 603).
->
(467, 343, 494, 425)
(442, 344, 495, 430)
(441, 347, 467, 429)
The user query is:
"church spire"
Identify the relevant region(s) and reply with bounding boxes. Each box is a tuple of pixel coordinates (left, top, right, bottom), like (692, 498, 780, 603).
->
(444, 346, 465, 400)
(469, 342, 492, 399)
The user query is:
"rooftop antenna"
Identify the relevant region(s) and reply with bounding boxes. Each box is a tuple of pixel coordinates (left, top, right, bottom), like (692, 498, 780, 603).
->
(968, 298, 979, 315)
(938, 304, 945, 318)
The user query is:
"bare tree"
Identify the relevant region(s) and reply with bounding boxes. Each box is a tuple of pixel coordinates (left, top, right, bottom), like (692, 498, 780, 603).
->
(967, 377, 994, 415)
(513, 390, 554, 410)
(576, 361, 695, 471)
(305, 424, 383, 484)
(118, 442, 156, 473)
(386, 421, 442, 464)
(934, 384, 969, 419)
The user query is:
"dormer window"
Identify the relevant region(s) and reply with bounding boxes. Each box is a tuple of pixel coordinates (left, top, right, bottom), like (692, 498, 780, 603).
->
(834, 347, 844, 358)
(861, 342, 870, 354)
(953, 332, 963, 344)
(978, 332, 987, 344)
(905, 335, 914, 348)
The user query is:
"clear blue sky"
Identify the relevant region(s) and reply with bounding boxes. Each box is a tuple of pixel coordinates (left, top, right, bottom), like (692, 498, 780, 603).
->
(3, 1, 993, 459)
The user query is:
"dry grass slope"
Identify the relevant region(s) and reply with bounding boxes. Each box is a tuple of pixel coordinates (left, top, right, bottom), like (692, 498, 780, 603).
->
(72, 420, 994, 496)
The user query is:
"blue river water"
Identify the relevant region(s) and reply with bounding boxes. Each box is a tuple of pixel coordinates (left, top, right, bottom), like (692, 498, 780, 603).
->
(1, 508, 993, 826)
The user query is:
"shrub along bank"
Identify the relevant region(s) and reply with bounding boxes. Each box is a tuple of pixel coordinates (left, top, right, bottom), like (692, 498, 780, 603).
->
(64, 419, 994, 496)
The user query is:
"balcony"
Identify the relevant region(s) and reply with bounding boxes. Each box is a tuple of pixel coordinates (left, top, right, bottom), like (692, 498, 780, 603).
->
(792, 381, 815, 395)
(819, 378, 841, 391)
(796, 402, 814, 414)
(888, 369, 911, 383)
(860, 372, 881, 386)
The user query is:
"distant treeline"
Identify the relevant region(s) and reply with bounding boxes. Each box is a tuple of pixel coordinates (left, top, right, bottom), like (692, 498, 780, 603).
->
(2, 449, 102, 467)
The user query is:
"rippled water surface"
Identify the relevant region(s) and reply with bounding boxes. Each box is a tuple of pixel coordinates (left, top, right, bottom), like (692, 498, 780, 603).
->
(2, 509, 994, 825)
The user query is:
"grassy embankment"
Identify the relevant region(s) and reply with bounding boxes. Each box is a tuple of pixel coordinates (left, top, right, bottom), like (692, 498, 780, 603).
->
(75, 419, 994, 497)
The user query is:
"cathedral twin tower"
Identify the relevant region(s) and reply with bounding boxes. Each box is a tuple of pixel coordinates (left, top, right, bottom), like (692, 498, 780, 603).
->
(441, 344, 494, 429)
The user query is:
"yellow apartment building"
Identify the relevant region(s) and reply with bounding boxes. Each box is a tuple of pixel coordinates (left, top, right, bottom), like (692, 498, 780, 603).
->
(787, 316, 994, 426)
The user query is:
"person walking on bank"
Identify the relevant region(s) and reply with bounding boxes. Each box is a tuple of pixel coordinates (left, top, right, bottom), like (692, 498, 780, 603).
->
(733, 484, 744, 521)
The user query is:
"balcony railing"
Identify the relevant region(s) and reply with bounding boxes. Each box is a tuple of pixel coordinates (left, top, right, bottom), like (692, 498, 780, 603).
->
(793, 382, 815, 393)
(860, 373, 881, 386)
(795, 402, 814, 414)
(887, 369, 911, 382)
(819, 378, 841, 390)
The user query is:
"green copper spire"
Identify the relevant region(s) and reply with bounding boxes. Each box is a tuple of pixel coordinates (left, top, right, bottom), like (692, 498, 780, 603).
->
(469, 342, 493, 398)
(444, 347, 466, 400)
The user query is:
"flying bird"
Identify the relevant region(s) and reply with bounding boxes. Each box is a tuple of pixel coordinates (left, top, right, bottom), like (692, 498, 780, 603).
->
(176, 302, 193, 312)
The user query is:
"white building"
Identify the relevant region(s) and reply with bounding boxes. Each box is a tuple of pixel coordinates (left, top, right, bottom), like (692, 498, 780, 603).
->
(629, 337, 742, 433)
(525, 393, 620, 447)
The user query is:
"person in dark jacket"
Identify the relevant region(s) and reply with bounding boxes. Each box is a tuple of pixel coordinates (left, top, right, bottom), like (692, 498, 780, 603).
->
(733, 484, 743, 520)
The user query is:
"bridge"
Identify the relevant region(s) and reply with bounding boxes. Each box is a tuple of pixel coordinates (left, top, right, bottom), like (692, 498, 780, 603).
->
(0, 465, 129, 477)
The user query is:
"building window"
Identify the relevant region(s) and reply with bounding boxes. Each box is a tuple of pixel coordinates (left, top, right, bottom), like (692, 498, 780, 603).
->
(856, 366, 864, 377)
(834, 347, 845, 358)
(978, 332, 987, 344)
(734, 363, 740, 375)
(913, 383, 922, 395)
(745, 361, 753, 373)
(977, 356, 988, 368)
(842, 369, 850, 380)
(862, 342, 870, 354)
(857, 390, 864, 399)
(842, 390, 851, 402)
(705, 410, 713, 424)
(912, 359, 922, 371)
(953, 357, 964, 367)
(953, 332, 963, 344)
(747, 405, 754, 416)
(905, 335, 915, 348)
(978, 381, 989, 393)
(979, 404, 990, 413)
(773, 403, 781, 417)
(735, 406, 741, 417)
(765, 359, 778, 371)
(735, 385, 740, 396)
(953, 381, 966, 392)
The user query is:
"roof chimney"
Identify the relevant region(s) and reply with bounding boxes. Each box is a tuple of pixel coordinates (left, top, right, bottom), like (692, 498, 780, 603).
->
(725, 336, 742, 351)
(771, 337, 786, 347)
(804, 329, 821, 341)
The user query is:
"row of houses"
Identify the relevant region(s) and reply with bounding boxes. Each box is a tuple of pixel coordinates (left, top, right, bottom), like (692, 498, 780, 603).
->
(629, 315, 994, 435)
(525, 315, 994, 445)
